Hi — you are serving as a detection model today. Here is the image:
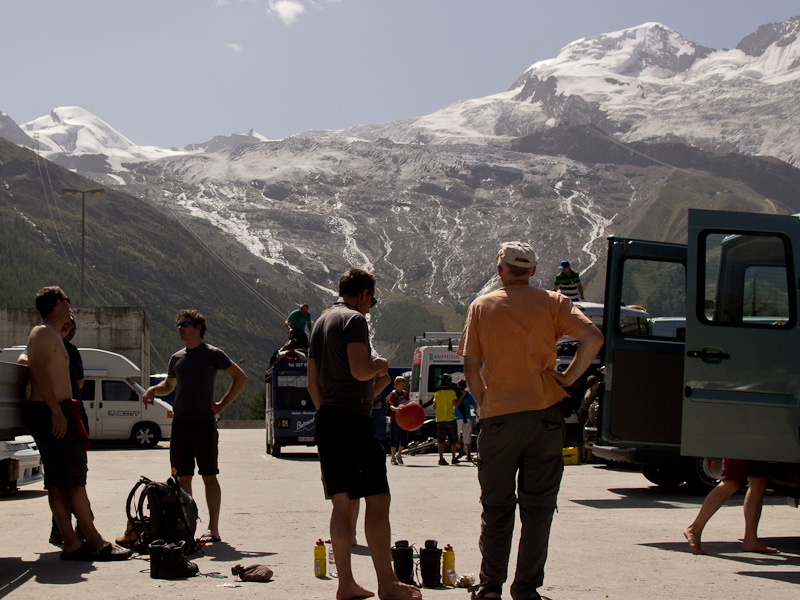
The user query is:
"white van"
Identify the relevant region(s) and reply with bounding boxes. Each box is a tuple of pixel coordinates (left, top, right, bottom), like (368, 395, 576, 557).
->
(408, 333, 464, 419)
(0, 347, 172, 449)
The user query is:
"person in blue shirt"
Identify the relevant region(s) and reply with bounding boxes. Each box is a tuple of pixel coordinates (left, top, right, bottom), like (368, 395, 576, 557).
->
(454, 380, 477, 461)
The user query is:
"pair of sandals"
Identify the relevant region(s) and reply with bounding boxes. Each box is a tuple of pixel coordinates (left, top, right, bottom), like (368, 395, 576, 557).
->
(61, 542, 132, 561)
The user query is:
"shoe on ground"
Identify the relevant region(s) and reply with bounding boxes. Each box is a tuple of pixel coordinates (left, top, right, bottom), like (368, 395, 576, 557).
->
(456, 450, 466, 458)
(396, 455, 404, 465)
(452, 457, 460, 464)
(391, 456, 398, 465)
(438, 458, 448, 466)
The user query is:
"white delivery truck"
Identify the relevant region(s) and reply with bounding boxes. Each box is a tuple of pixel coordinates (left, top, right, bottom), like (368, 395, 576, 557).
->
(408, 332, 464, 420)
(0, 347, 172, 449)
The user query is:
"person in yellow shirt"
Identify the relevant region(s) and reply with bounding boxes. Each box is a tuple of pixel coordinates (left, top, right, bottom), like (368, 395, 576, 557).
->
(432, 374, 459, 466)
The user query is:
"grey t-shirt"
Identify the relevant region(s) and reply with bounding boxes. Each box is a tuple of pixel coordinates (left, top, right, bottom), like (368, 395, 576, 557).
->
(168, 342, 233, 420)
(308, 304, 374, 416)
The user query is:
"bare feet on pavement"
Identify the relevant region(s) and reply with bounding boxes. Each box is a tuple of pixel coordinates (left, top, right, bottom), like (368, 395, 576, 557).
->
(378, 581, 422, 600)
(683, 526, 705, 555)
(742, 540, 780, 554)
(336, 583, 375, 600)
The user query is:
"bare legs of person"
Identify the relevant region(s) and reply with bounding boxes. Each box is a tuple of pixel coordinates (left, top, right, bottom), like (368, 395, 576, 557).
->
(364, 493, 421, 600)
(50, 486, 114, 553)
(350, 499, 360, 546)
(684, 477, 779, 555)
(741, 477, 779, 554)
(437, 442, 447, 464)
(331, 492, 421, 600)
(436, 442, 459, 464)
(684, 479, 741, 555)
(202, 474, 222, 539)
(331, 493, 374, 600)
(180, 474, 222, 540)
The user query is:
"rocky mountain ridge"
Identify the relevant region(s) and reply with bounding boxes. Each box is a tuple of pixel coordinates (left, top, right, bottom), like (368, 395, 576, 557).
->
(3, 17, 800, 319)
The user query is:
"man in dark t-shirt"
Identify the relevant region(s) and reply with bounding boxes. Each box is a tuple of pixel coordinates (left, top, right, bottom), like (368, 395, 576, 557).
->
(144, 309, 247, 544)
(307, 268, 421, 600)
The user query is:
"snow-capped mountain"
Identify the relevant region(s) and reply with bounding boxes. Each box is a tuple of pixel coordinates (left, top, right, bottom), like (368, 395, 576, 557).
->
(341, 19, 800, 166)
(22, 106, 185, 170)
(4, 18, 800, 313)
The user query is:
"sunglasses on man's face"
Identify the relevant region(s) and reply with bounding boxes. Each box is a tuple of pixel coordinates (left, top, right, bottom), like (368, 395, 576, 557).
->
(177, 321, 194, 329)
(370, 296, 378, 308)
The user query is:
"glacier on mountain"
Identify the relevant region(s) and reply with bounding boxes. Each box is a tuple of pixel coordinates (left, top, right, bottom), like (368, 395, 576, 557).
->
(4, 17, 800, 308)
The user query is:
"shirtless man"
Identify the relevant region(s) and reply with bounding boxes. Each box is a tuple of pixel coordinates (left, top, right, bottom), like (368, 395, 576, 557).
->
(23, 286, 130, 561)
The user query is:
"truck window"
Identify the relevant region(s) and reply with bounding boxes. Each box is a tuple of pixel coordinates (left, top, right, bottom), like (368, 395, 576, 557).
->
(80, 380, 95, 402)
(102, 380, 138, 403)
(410, 363, 421, 393)
(701, 232, 795, 327)
(620, 258, 685, 339)
(275, 371, 312, 410)
(427, 366, 463, 390)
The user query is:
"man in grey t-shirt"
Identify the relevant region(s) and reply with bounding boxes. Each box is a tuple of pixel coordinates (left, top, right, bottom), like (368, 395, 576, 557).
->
(308, 268, 421, 600)
(144, 309, 247, 544)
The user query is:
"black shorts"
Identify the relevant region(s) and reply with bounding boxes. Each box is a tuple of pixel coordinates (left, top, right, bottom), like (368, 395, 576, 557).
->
(437, 420, 458, 444)
(22, 400, 88, 490)
(170, 419, 219, 476)
(316, 405, 389, 500)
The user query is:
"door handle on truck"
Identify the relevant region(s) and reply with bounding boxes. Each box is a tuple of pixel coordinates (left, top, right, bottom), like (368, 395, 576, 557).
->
(686, 347, 731, 362)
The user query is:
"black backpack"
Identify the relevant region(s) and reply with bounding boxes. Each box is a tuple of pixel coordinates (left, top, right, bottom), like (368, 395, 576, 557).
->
(125, 475, 199, 555)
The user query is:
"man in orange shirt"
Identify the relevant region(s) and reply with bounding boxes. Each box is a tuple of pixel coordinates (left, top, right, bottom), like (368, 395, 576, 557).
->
(458, 242, 603, 600)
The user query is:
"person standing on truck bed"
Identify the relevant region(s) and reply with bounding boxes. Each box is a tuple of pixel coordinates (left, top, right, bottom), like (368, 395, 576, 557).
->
(23, 286, 131, 561)
(553, 260, 584, 301)
(458, 242, 603, 600)
(307, 268, 422, 600)
(143, 309, 247, 545)
(285, 302, 313, 349)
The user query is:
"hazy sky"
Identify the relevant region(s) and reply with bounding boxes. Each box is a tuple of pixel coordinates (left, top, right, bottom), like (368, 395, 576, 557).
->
(2, 0, 798, 148)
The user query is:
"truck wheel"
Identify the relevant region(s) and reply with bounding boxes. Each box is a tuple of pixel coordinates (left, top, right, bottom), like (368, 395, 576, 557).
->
(683, 457, 720, 493)
(269, 443, 281, 457)
(132, 423, 161, 449)
(641, 464, 684, 489)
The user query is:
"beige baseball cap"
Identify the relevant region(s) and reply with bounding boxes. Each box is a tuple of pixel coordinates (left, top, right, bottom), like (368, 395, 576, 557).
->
(495, 241, 537, 268)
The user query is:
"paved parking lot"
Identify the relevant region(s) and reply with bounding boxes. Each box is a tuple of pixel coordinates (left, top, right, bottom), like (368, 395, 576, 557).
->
(1, 428, 799, 599)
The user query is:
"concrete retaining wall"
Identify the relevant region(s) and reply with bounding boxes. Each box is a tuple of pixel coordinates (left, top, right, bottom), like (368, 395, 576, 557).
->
(0, 307, 150, 384)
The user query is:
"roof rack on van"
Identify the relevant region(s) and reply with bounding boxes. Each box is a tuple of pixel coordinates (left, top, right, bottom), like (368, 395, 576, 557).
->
(413, 332, 462, 343)
(413, 332, 462, 351)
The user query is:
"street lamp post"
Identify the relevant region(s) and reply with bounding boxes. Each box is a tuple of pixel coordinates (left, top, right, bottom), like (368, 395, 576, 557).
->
(62, 187, 105, 305)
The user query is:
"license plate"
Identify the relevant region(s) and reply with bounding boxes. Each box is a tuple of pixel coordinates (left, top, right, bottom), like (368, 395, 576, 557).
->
(298, 436, 314, 442)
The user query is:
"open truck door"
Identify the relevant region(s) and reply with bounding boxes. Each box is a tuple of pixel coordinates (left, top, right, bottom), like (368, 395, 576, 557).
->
(598, 237, 702, 486)
(682, 209, 800, 470)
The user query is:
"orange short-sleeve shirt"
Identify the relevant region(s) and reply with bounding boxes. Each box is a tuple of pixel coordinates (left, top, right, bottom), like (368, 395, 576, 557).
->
(457, 282, 593, 419)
